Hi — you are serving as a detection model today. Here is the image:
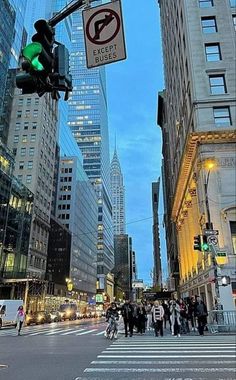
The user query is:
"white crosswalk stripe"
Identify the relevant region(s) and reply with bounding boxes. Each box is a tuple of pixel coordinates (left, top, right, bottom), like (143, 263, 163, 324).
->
(82, 334, 236, 379)
(0, 325, 102, 337)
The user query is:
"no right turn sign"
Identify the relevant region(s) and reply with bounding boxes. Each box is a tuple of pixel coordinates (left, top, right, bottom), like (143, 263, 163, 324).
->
(82, 0, 126, 68)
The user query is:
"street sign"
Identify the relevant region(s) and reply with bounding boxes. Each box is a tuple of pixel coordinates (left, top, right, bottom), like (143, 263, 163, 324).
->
(82, 0, 126, 68)
(215, 251, 228, 265)
(204, 229, 219, 236)
(207, 235, 218, 245)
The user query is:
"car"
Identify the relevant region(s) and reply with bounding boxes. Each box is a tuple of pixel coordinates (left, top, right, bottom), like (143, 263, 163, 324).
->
(49, 311, 62, 322)
(25, 311, 49, 326)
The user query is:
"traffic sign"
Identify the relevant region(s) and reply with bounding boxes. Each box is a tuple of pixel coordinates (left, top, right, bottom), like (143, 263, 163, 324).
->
(207, 235, 218, 245)
(82, 0, 126, 68)
(204, 229, 219, 236)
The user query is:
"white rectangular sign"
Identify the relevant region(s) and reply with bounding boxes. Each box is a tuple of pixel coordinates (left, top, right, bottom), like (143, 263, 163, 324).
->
(82, 0, 126, 68)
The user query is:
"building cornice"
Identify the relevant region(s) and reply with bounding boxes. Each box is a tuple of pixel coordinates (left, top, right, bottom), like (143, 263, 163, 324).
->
(171, 130, 236, 222)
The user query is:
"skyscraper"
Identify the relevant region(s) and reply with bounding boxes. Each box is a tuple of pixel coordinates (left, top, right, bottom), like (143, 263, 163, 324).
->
(8, 0, 27, 67)
(68, 5, 114, 293)
(111, 146, 126, 235)
(152, 178, 162, 288)
(158, 0, 236, 309)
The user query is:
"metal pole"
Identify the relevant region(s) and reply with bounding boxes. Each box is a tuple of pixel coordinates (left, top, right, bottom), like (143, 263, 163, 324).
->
(204, 170, 221, 307)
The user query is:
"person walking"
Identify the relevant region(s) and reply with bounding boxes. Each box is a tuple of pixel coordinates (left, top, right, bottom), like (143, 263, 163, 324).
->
(170, 300, 181, 337)
(195, 296, 208, 336)
(162, 301, 170, 329)
(15, 305, 25, 336)
(151, 300, 164, 337)
(188, 296, 198, 332)
(137, 303, 146, 334)
(121, 299, 134, 337)
(145, 302, 153, 331)
(179, 298, 189, 334)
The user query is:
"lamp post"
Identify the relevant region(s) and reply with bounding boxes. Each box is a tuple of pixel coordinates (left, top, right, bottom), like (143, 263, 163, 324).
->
(203, 158, 221, 306)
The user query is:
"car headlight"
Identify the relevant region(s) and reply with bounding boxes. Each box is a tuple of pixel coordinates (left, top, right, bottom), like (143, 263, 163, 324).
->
(50, 314, 56, 319)
(37, 315, 43, 321)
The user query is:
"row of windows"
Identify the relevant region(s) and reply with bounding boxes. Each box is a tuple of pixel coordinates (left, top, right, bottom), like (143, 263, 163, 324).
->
(58, 214, 70, 220)
(17, 109, 39, 118)
(61, 167, 73, 173)
(199, 0, 236, 7)
(201, 15, 236, 33)
(18, 97, 39, 106)
(15, 121, 37, 130)
(60, 176, 72, 182)
(14, 134, 36, 143)
(19, 161, 33, 170)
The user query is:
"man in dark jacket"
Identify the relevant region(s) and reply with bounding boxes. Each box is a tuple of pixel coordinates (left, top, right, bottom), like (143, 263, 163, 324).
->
(195, 297, 208, 336)
(121, 299, 134, 337)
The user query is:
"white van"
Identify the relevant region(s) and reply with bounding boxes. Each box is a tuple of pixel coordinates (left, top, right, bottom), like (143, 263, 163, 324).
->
(0, 300, 23, 328)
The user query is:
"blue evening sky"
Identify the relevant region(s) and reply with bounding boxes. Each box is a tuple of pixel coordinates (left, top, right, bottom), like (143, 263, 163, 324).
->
(106, 0, 167, 285)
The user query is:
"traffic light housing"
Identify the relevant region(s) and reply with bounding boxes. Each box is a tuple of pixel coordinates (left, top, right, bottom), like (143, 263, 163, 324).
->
(31, 19, 54, 73)
(202, 235, 210, 252)
(193, 235, 202, 251)
(53, 45, 73, 100)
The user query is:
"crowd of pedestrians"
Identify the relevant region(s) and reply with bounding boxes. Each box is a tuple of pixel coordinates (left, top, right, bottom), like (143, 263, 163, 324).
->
(105, 295, 208, 339)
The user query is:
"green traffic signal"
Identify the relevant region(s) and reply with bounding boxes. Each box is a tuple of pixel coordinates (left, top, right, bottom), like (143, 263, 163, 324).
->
(202, 235, 209, 251)
(22, 42, 44, 71)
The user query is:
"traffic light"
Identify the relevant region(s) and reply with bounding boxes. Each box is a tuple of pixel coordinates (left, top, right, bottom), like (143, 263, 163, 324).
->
(16, 20, 55, 96)
(193, 235, 202, 251)
(202, 235, 210, 252)
(53, 44, 73, 100)
(31, 19, 55, 74)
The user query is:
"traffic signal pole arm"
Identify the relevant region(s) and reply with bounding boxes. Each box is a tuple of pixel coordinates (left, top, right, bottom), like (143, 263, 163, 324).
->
(48, 0, 96, 27)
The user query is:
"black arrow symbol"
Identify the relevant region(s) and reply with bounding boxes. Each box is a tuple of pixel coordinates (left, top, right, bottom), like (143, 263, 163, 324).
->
(93, 13, 114, 40)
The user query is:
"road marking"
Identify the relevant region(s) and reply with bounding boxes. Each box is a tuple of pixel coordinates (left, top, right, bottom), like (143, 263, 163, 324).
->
(76, 329, 97, 336)
(45, 329, 69, 335)
(103, 350, 236, 353)
(97, 354, 236, 358)
(84, 367, 236, 373)
(61, 329, 85, 335)
(94, 331, 106, 336)
(27, 329, 53, 336)
(91, 360, 236, 365)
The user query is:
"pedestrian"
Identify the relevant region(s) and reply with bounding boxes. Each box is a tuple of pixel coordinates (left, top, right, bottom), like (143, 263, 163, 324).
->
(145, 302, 153, 331)
(137, 302, 146, 334)
(161, 301, 170, 329)
(170, 300, 181, 337)
(188, 296, 198, 332)
(195, 296, 208, 336)
(179, 298, 189, 334)
(121, 299, 134, 337)
(15, 305, 25, 336)
(151, 300, 164, 337)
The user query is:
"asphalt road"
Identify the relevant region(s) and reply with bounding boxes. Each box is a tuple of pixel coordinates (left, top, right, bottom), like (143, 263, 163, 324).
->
(0, 320, 235, 380)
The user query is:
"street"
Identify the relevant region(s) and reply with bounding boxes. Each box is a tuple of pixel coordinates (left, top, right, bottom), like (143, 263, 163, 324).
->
(0, 320, 235, 380)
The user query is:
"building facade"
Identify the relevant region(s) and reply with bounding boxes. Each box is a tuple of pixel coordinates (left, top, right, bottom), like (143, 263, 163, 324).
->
(68, 5, 114, 293)
(9, 0, 27, 67)
(152, 178, 162, 288)
(158, 0, 236, 309)
(111, 147, 126, 235)
(0, 0, 15, 116)
(7, 91, 58, 280)
(113, 234, 132, 299)
(56, 156, 98, 299)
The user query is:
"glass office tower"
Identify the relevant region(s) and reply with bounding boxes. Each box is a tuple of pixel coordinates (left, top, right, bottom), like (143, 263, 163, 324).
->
(9, 0, 27, 67)
(68, 5, 114, 292)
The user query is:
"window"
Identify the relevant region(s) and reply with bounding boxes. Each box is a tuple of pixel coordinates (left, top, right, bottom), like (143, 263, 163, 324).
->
(25, 110, 30, 118)
(205, 43, 221, 61)
(14, 135, 19, 143)
(213, 107, 231, 126)
(17, 111, 22, 118)
(26, 98, 31, 105)
(30, 134, 36, 142)
(21, 147, 26, 156)
(209, 75, 226, 94)
(26, 174, 32, 184)
(230, 222, 236, 254)
(230, 0, 236, 7)
(199, 0, 213, 7)
(27, 161, 33, 169)
(19, 161, 24, 170)
(33, 110, 38, 118)
(201, 17, 217, 33)
(29, 147, 35, 156)
(18, 98, 23, 106)
(32, 122, 37, 129)
(24, 122, 29, 130)
(233, 15, 236, 31)
(15, 123, 20, 130)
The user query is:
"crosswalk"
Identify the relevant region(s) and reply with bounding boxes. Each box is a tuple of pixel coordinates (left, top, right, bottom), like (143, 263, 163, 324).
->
(79, 334, 236, 380)
(0, 323, 107, 338)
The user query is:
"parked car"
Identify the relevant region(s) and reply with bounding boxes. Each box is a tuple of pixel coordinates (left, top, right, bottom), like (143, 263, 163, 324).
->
(49, 311, 62, 322)
(25, 311, 50, 326)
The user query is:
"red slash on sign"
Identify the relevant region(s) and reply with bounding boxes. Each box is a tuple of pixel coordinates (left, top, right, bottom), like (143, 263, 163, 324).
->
(94, 13, 114, 41)
(86, 8, 121, 45)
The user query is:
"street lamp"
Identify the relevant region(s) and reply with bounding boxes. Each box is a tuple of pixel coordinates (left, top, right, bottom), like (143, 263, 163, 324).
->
(203, 158, 217, 230)
(202, 158, 221, 306)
